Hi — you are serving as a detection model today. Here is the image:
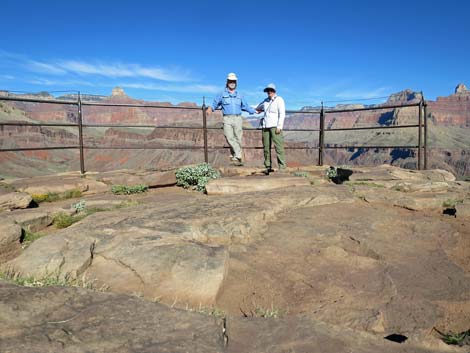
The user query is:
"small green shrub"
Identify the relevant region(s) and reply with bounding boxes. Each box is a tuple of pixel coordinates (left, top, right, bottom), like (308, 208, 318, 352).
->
(175, 163, 220, 192)
(326, 166, 337, 179)
(345, 181, 385, 188)
(442, 199, 463, 208)
(53, 212, 86, 229)
(255, 305, 282, 318)
(189, 305, 225, 317)
(434, 327, 470, 346)
(111, 184, 148, 195)
(0, 270, 106, 291)
(63, 189, 83, 199)
(31, 189, 82, 204)
(72, 199, 86, 213)
(22, 229, 46, 243)
(293, 172, 309, 178)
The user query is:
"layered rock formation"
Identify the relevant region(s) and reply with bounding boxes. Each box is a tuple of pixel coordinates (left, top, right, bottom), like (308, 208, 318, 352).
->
(428, 83, 470, 127)
(0, 85, 469, 178)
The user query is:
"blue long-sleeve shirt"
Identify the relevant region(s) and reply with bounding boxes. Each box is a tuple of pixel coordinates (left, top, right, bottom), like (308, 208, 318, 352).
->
(211, 89, 256, 115)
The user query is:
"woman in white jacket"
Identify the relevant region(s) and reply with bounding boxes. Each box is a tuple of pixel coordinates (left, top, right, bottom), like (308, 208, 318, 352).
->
(256, 83, 287, 175)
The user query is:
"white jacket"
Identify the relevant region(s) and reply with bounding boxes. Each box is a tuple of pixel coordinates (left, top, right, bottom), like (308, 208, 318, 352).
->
(257, 95, 286, 129)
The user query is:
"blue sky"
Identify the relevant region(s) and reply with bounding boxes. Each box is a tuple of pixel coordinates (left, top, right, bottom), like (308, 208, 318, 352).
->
(1, 0, 469, 108)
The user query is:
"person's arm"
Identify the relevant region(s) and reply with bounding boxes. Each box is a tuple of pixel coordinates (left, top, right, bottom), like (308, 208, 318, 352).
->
(276, 97, 286, 132)
(241, 96, 256, 114)
(209, 94, 222, 113)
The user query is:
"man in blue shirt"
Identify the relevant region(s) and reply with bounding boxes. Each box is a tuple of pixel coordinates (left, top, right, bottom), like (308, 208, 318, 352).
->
(207, 72, 256, 166)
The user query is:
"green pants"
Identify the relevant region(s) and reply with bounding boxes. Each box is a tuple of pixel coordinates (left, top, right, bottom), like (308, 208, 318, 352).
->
(262, 128, 286, 169)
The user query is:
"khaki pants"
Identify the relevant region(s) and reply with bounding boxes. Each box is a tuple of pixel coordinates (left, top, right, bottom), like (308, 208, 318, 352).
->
(223, 115, 243, 159)
(262, 127, 286, 169)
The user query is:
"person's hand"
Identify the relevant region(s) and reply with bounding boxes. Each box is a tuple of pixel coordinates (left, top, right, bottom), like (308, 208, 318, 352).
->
(206, 107, 212, 115)
(275, 128, 282, 134)
(255, 109, 261, 114)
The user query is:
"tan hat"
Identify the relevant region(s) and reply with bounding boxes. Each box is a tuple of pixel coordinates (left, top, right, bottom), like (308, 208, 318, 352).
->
(227, 72, 238, 81)
(263, 83, 276, 92)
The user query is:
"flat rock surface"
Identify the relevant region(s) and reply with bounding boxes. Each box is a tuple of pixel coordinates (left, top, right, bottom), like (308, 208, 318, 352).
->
(0, 220, 22, 262)
(5, 173, 108, 195)
(5, 185, 354, 306)
(1, 166, 469, 352)
(0, 281, 224, 353)
(216, 201, 470, 341)
(0, 282, 458, 353)
(93, 169, 177, 187)
(0, 191, 32, 211)
(226, 316, 445, 353)
(206, 174, 311, 195)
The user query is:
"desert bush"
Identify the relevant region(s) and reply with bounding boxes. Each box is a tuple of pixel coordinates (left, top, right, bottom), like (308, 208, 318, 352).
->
(0, 270, 107, 291)
(293, 172, 309, 178)
(255, 305, 283, 318)
(72, 199, 86, 213)
(31, 189, 82, 204)
(21, 229, 46, 243)
(175, 163, 220, 192)
(111, 184, 148, 195)
(434, 327, 470, 346)
(442, 198, 463, 208)
(326, 166, 337, 179)
(53, 212, 86, 229)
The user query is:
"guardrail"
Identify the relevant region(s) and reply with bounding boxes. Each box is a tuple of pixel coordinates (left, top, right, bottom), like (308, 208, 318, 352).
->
(0, 92, 428, 174)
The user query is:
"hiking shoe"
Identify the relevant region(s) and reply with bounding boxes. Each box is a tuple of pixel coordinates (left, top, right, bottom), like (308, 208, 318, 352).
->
(233, 157, 244, 166)
(263, 167, 275, 175)
(230, 156, 238, 161)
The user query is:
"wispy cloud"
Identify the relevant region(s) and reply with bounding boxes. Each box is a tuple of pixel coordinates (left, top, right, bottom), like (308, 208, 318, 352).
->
(25, 78, 219, 94)
(27, 78, 95, 87)
(28, 61, 67, 75)
(55, 61, 191, 82)
(120, 82, 219, 94)
(334, 86, 392, 99)
(0, 74, 15, 80)
(0, 51, 193, 82)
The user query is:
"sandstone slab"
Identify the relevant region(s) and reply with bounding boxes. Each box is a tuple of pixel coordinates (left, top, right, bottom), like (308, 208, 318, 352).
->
(0, 191, 32, 211)
(349, 165, 457, 183)
(206, 175, 311, 195)
(5, 174, 108, 196)
(456, 201, 470, 218)
(93, 169, 177, 188)
(0, 281, 224, 353)
(0, 220, 22, 262)
(217, 201, 470, 343)
(227, 315, 441, 353)
(350, 185, 467, 212)
(5, 186, 354, 306)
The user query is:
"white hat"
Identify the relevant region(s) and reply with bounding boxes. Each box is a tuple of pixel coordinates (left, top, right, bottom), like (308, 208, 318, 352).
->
(226, 72, 238, 81)
(263, 83, 276, 92)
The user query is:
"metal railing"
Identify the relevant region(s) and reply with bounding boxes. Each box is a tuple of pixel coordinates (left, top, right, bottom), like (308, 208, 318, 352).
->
(0, 92, 428, 174)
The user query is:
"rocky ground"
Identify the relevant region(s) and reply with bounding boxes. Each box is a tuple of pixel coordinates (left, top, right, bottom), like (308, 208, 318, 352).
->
(0, 164, 469, 353)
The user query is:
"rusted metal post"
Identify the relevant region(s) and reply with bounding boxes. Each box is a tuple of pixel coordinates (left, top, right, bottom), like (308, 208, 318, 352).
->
(417, 97, 423, 170)
(202, 97, 209, 163)
(423, 95, 428, 170)
(318, 102, 325, 166)
(77, 92, 85, 174)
